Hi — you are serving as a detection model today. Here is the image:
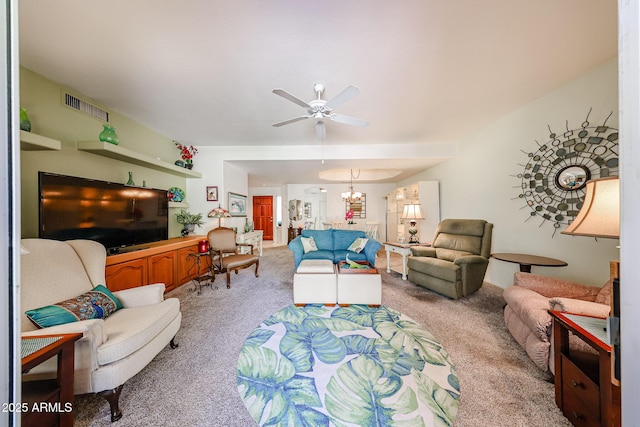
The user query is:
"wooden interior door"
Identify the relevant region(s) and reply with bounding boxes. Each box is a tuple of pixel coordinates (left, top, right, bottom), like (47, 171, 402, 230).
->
(253, 196, 273, 240)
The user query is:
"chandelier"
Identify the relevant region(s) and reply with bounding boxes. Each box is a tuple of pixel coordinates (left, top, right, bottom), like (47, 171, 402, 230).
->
(341, 169, 362, 203)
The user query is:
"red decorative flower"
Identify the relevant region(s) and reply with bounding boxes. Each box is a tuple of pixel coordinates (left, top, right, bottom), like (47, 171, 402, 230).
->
(345, 210, 354, 220)
(175, 142, 198, 163)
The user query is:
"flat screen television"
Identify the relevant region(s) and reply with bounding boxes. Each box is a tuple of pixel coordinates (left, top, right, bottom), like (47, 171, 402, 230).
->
(39, 172, 169, 253)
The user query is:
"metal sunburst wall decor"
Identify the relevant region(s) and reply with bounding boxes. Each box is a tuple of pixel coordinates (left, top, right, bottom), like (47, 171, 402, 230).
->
(513, 109, 619, 236)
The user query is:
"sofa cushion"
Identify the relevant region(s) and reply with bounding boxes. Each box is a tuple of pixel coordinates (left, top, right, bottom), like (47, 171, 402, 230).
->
(594, 280, 612, 306)
(301, 229, 334, 251)
(347, 237, 368, 253)
(332, 230, 366, 252)
(301, 236, 318, 253)
(25, 285, 123, 329)
(97, 298, 180, 365)
(299, 249, 334, 262)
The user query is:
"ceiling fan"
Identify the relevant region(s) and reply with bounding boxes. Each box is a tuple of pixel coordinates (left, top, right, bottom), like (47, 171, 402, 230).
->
(272, 83, 369, 140)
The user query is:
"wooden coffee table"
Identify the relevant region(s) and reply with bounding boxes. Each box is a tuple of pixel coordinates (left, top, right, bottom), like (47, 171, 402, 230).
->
(491, 252, 567, 273)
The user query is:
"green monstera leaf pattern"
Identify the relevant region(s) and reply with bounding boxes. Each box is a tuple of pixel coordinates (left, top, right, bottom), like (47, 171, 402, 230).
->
(237, 305, 460, 427)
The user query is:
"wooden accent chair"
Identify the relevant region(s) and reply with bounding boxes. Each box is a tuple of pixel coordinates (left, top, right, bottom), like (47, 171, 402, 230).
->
(207, 227, 259, 288)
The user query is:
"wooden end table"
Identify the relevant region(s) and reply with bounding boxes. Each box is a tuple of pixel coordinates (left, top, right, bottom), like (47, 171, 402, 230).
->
(21, 333, 82, 427)
(549, 311, 621, 427)
(491, 252, 567, 273)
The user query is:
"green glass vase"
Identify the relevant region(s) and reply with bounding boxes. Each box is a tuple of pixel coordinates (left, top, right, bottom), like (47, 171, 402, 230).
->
(99, 124, 119, 145)
(20, 108, 31, 132)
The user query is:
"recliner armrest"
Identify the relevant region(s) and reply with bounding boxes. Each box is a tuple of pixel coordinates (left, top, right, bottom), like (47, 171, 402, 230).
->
(113, 283, 165, 307)
(410, 247, 436, 257)
(549, 297, 611, 317)
(453, 255, 488, 265)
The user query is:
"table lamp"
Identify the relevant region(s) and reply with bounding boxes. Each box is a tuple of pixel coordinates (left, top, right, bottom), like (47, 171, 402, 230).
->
(561, 177, 620, 239)
(400, 203, 425, 243)
(208, 205, 231, 228)
(561, 176, 620, 380)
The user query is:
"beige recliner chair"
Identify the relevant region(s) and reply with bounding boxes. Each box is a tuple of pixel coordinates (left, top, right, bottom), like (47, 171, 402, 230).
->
(407, 219, 493, 299)
(21, 239, 182, 421)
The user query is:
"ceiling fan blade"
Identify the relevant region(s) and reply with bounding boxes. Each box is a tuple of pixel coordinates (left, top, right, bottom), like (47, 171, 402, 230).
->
(272, 116, 310, 127)
(330, 113, 369, 128)
(272, 89, 311, 108)
(316, 120, 326, 140)
(324, 85, 361, 111)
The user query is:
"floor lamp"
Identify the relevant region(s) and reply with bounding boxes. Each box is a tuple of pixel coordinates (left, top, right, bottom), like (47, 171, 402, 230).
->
(400, 203, 425, 243)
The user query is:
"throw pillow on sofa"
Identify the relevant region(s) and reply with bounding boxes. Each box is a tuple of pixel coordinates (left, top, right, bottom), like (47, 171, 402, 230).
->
(26, 284, 123, 328)
(301, 236, 319, 254)
(347, 237, 369, 253)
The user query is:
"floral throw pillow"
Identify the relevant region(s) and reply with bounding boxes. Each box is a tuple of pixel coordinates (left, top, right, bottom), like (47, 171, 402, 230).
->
(347, 237, 369, 253)
(301, 236, 318, 254)
(25, 285, 123, 329)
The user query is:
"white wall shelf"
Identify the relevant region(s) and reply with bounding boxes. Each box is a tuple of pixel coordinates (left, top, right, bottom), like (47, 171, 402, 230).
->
(20, 130, 62, 151)
(76, 141, 202, 178)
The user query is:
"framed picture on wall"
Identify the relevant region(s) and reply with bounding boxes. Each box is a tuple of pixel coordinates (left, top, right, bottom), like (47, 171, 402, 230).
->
(228, 192, 247, 217)
(206, 186, 218, 201)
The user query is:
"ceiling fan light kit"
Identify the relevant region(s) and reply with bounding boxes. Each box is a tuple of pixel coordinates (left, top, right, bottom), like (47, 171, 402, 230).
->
(272, 83, 369, 139)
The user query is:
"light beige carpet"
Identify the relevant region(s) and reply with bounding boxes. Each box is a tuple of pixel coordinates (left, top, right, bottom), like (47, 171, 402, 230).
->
(73, 246, 571, 426)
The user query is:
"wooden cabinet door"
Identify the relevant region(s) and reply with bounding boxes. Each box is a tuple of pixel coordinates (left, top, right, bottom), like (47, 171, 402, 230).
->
(177, 246, 197, 285)
(105, 259, 147, 291)
(148, 251, 177, 291)
(253, 196, 273, 240)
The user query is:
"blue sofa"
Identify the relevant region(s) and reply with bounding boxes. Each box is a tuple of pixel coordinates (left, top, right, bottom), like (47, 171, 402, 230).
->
(288, 229, 381, 271)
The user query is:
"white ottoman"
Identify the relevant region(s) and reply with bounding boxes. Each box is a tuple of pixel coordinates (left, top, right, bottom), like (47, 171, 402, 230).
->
(294, 260, 337, 305)
(336, 261, 382, 306)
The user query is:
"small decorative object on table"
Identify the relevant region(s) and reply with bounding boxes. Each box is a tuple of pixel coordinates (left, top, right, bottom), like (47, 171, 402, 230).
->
(345, 209, 355, 224)
(175, 209, 204, 236)
(198, 240, 209, 253)
(126, 171, 135, 186)
(175, 141, 198, 169)
(20, 108, 31, 132)
(99, 124, 119, 145)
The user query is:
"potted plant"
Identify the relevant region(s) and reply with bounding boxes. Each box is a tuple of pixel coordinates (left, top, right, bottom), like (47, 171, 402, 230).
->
(175, 209, 204, 235)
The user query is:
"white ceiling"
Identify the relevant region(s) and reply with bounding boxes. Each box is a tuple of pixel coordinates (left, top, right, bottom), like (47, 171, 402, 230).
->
(18, 1, 617, 186)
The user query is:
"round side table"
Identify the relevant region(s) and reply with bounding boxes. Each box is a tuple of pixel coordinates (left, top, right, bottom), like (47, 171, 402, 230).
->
(491, 253, 568, 273)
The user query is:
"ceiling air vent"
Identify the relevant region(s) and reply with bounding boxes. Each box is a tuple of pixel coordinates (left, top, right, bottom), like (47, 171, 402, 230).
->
(62, 91, 110, 122)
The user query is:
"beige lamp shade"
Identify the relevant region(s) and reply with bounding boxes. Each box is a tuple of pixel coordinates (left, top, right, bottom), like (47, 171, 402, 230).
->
(400, 204, 425, 220)
(561, 177, 620, 238)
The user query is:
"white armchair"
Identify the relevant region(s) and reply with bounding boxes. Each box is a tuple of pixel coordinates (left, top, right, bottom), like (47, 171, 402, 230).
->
(21, 239, 182, 422)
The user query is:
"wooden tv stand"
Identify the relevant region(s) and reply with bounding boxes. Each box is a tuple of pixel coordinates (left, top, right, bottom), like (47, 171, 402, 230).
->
(105, 236, 210, 292)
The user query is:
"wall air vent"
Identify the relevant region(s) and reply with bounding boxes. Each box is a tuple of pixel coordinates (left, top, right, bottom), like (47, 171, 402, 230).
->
(62, 91, 110, 122)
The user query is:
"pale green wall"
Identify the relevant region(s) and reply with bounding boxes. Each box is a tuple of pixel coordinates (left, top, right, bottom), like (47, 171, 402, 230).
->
(401, 58, 619, 288)
(20, 67, 188, 238)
